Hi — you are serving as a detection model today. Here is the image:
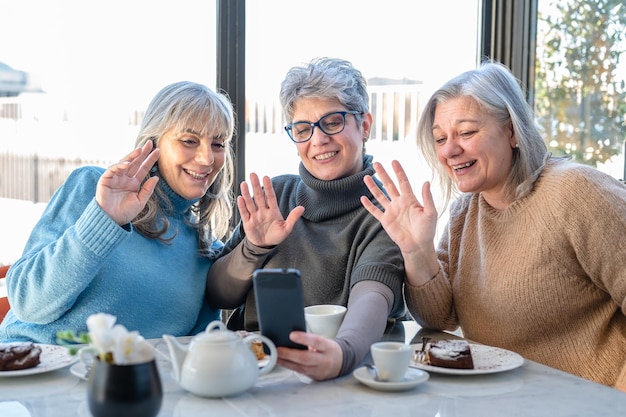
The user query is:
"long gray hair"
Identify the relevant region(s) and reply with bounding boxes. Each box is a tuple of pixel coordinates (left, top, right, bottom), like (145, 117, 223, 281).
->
(133, 81, 235, 256)
(417, 61, 550, 210)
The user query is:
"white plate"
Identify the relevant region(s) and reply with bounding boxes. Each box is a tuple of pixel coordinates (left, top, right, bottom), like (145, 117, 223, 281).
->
(258, 355, 271, 368)
(410, 343, 524, 375)
(353, 366, 429, 392)
(0, 343, 78, 377)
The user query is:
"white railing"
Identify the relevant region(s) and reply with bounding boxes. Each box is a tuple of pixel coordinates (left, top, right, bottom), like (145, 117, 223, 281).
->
(244, 81, 424, 143)
(368, 83, 423, 142)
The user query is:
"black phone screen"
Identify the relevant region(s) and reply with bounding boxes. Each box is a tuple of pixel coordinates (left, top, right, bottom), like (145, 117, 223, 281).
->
(252, 268, 307, 350)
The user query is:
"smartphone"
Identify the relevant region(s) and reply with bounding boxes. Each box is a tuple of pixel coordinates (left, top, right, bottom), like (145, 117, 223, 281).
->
(252, 268, 307, 350)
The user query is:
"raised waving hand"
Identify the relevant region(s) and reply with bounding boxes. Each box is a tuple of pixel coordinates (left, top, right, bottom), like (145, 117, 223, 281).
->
(360, 160, 440, 285)
(96, 141, 160, 226)
(237, 173, 304, 247)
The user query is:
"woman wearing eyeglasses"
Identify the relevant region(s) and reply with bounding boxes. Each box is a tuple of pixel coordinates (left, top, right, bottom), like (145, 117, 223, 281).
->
(206, 57, 407, 381)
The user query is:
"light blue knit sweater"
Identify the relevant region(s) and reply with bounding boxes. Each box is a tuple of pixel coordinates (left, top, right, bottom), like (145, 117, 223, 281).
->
(0, 166, 221, 344)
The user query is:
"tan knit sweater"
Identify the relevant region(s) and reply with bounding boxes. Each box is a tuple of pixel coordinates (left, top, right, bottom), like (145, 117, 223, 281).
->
(405, 160, 626, 389)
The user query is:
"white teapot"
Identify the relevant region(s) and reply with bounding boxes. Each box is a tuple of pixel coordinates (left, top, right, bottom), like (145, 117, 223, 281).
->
(163, 321, 277, 397)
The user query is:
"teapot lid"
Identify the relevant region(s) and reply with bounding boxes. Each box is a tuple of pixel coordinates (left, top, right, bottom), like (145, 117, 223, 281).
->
(194, 320, 239, 344)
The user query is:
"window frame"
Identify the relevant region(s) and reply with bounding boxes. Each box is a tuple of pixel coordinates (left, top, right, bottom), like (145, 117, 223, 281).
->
(216, 0, 539, 228)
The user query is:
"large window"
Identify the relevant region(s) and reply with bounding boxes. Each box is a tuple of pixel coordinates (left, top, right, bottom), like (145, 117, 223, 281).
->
(3, 1, 623, 197)
(2, 0, 624, 267)
(0, 0, 218, 264)
(534, 0, 626, 179)
(244, 0, 480, 190)
(0, 0, 217, 163)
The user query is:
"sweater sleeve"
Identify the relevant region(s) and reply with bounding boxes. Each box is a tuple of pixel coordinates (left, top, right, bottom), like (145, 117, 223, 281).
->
(205, 226, 276, 308)
(404, 266, 458, 331)
(6, 167, 130, 323)
(346, 217, 407, 318)
(403, 203, 462, 331)
(335, 280, 393, 376)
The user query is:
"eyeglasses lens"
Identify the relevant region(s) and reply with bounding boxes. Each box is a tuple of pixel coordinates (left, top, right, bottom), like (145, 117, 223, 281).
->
(290, 123, 312, 142)
(287, 112, 347, 142)
(319, 113, 346, 135)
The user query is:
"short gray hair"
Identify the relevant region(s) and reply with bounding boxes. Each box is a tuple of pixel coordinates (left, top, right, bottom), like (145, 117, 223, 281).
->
(279, 57, 369, 122)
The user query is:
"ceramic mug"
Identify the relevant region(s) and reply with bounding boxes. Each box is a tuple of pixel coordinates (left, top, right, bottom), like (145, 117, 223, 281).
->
(370, 341, 412, 382)
(304, 304, 347, 339)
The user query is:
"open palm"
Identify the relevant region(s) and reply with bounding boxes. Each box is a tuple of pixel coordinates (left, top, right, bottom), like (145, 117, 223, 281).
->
(360, 160, 438, 254)
(237, 173, 304, 247)
(96, 141, 160, 225)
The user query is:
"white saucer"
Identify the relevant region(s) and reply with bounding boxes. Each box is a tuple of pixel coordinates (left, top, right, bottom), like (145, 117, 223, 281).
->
(353, 366, 429, 392)
(70, 362, 88, 381)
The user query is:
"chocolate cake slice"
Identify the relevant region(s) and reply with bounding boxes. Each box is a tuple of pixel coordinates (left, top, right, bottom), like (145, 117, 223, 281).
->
(427, 339, 474, 369)
(0, 342, 42, 371)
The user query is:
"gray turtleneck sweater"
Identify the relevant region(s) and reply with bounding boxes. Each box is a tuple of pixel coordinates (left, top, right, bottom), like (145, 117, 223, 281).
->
(207, 155, 406, 376)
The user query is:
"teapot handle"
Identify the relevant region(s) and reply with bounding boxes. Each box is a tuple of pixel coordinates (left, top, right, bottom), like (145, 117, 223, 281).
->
(204, 320, 226, 333)
(244, 334, 277, 376)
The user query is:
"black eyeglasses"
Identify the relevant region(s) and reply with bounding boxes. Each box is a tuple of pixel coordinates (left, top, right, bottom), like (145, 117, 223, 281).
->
(284, 111, 362, 143)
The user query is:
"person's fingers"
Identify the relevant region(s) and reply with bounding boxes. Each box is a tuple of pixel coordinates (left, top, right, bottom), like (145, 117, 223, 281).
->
(363, 174, 390, 209)
(372, 161, 400, 198)
(284, 206, 305, 229)
(391, 160, 413, 194)
(289, 331, 330, 353)
(360, 195, 384, 222)
(421, 182, 437, 216)
(248, 172, 266, 207)
(236, 195, 250, 221)
(105, 142, 158, 182)
(275, 332, 342, 380)
(261, 176, 279, 210)
(136, 176, 159, 205)
(239, 181, 256, 211)
(136, 147, 160, 179)
(121, 141, 154, 177)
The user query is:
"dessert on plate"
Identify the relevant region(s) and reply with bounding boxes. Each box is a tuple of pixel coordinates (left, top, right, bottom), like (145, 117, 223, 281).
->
(0, 342, 42, 371)
(426, 339, 474, 369)
(236, 330, 266, 360)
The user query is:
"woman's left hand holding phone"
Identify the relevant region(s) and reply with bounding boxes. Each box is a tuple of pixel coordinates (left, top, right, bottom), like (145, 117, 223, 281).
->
(96, 141, 161, 225)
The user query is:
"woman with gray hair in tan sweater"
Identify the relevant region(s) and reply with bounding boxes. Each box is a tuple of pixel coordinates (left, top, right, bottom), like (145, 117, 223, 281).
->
(361, 61, 626, 391)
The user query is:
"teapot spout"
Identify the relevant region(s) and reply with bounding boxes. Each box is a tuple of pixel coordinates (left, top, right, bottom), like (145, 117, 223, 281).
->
(162, 334, 187, 382)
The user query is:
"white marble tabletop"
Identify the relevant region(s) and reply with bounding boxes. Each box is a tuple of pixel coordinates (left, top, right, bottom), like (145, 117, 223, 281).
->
(1, 322, 625, 417)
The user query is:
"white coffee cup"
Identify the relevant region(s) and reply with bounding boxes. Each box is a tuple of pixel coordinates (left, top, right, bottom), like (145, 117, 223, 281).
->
(370, 341, 412, 382)
(304, 304, 347, 339)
